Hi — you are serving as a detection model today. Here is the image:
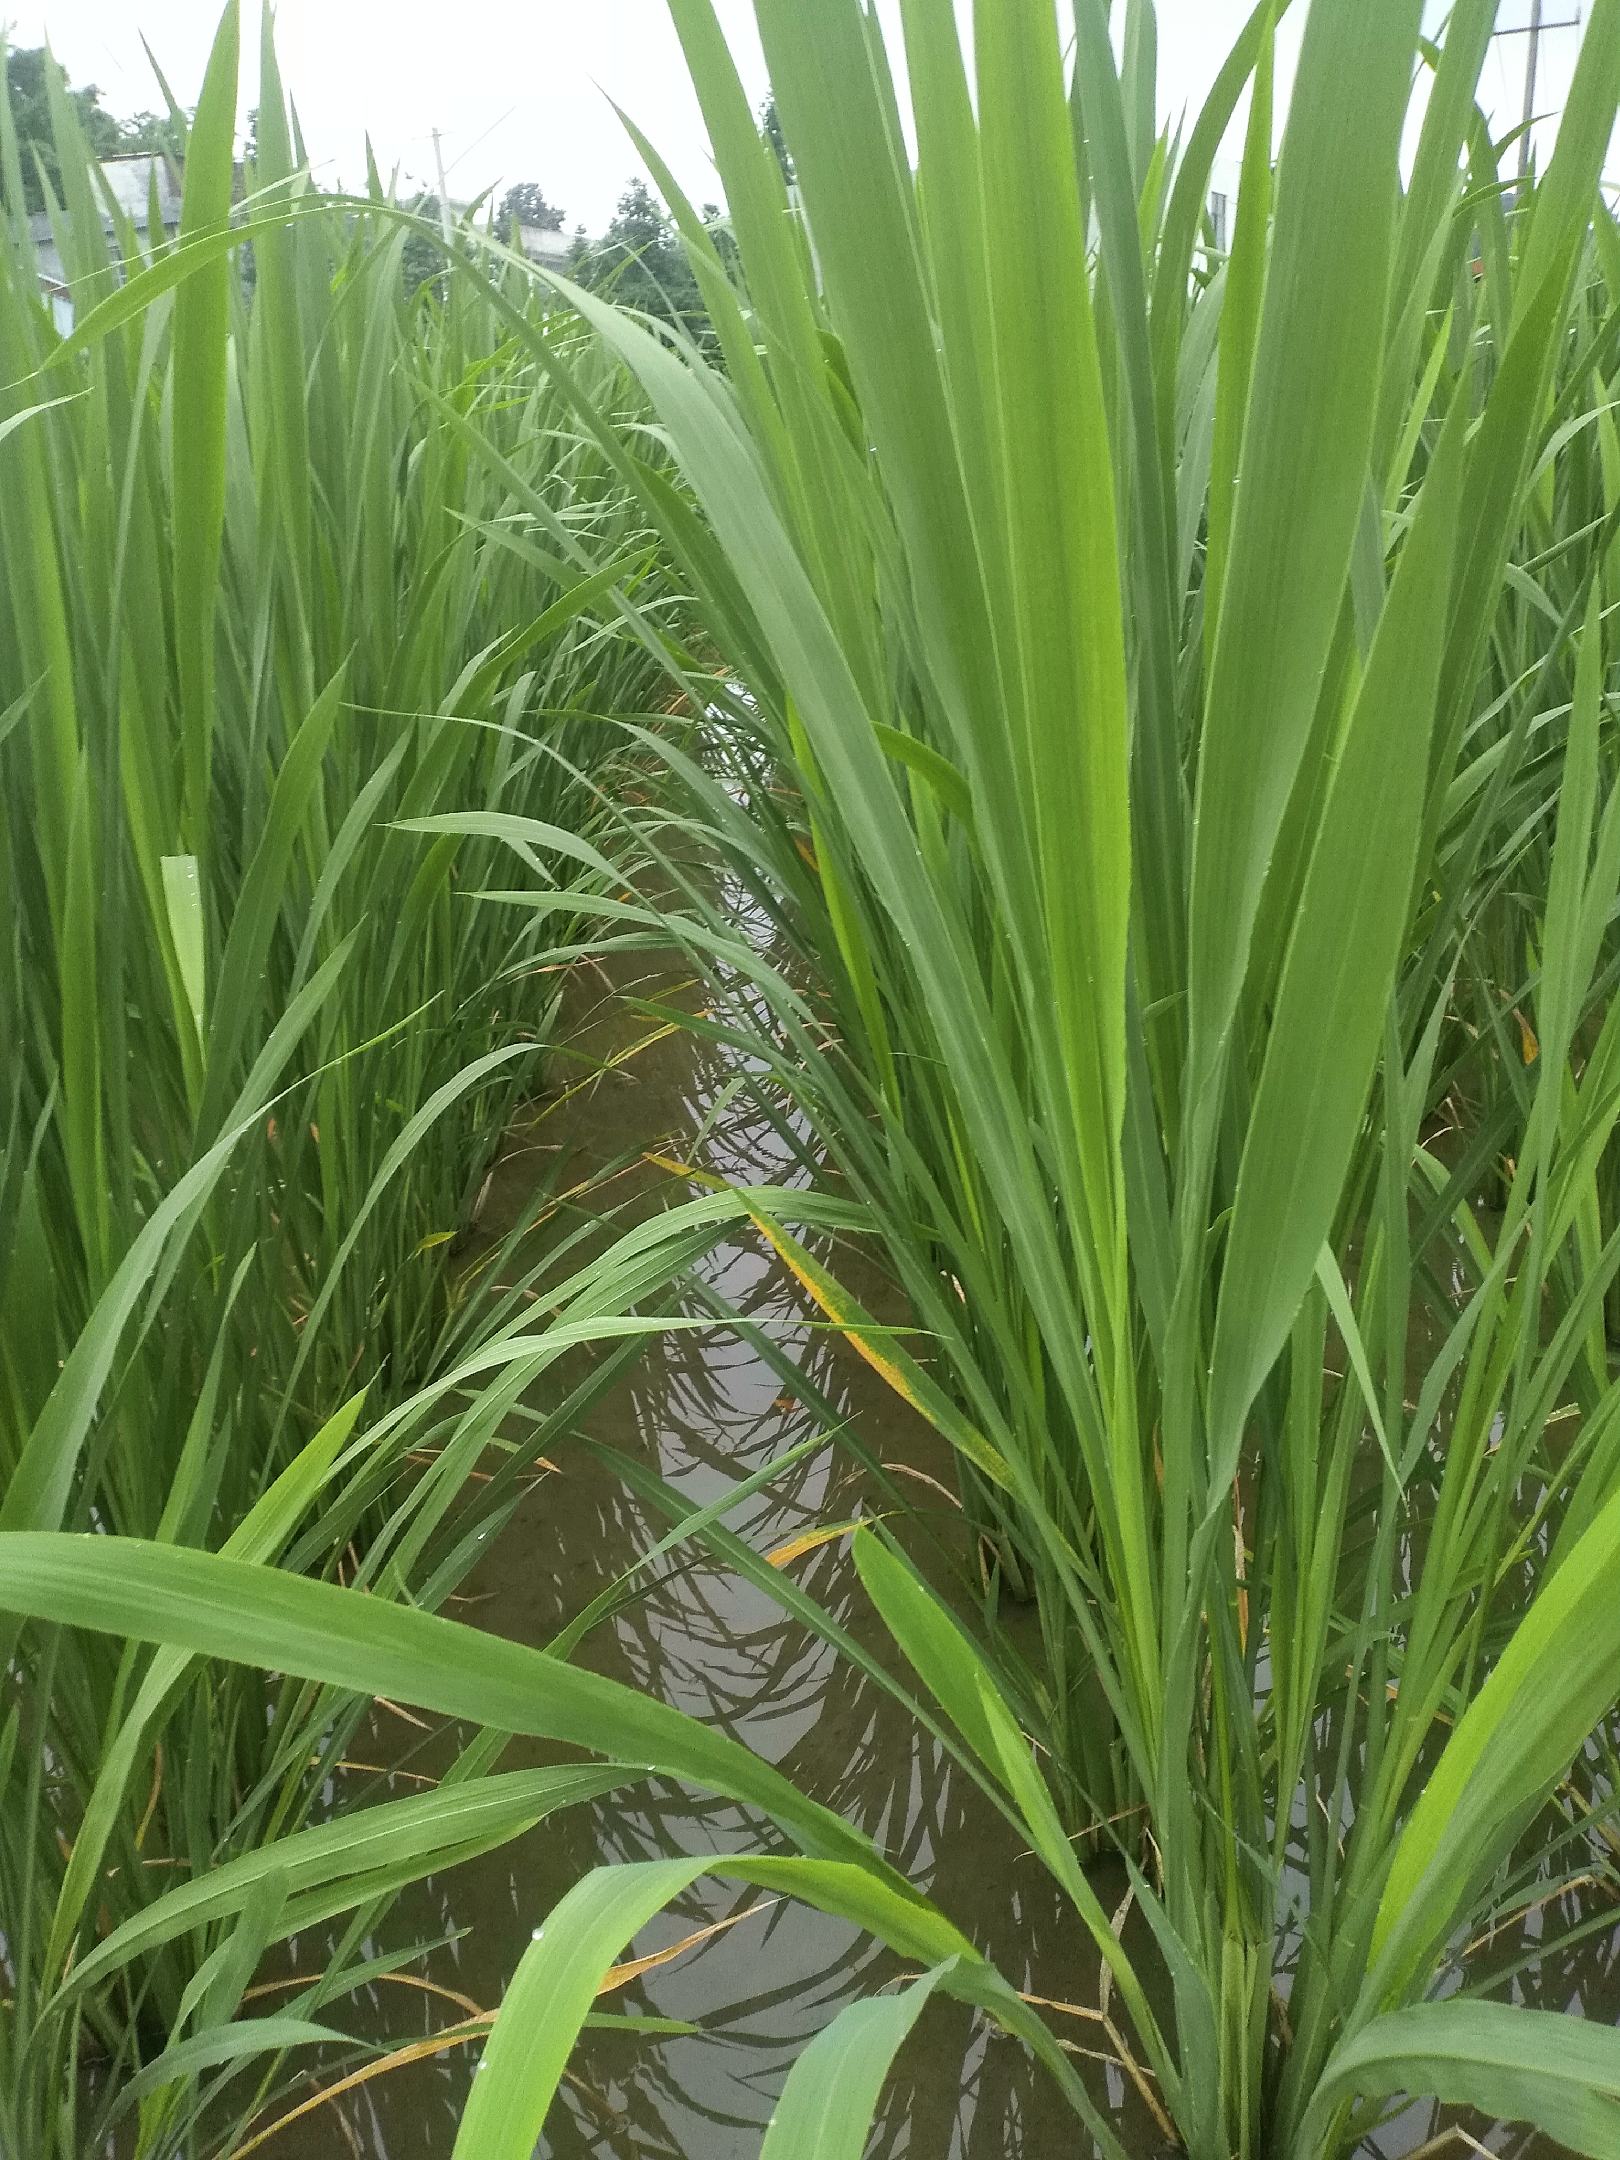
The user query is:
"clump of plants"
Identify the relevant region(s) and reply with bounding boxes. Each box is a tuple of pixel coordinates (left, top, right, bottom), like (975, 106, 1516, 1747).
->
(464, 0, 1620, 2150)
(15, 1, 1620, 2156)
(0, 8, 712, 2151)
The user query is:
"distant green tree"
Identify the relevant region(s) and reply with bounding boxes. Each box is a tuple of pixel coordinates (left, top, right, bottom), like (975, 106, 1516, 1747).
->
(573, 177, 707, 341)
(3, 46, 120, 212)
(112, 108, 189, 160)
(3, 48, 193, 217)
(496, 179, 563, 234)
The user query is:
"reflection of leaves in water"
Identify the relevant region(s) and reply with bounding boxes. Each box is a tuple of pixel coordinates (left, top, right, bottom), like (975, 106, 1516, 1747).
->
(520, 1223, 1121, 2160)
(312, 1204, 1076, 2157)
(302, 980, 1620, 2160)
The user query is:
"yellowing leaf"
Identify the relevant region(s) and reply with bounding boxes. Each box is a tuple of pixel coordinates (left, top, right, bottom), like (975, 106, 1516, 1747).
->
(765, 1519, 868, 1568)
(598, 1898, 775, 1991)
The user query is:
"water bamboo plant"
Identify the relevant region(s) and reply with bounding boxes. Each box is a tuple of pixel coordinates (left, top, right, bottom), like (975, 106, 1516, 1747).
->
(416, 0, 1620, 2150)
(12, 1, 1620, 2157)
(0, 12, 705, 2152)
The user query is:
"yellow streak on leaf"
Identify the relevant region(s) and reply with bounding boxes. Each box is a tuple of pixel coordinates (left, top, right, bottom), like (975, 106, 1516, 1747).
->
(637, 1157, 1013, 1492)
(243, 1970, 485, 2021)
(598, 1899, 776, 1992)
(536, 1026, 681, 1123)
(642, 1148, 721, 1187)
(223, 2022, 494, 2157)
(765, 1520, 868, 1568)
(224, 1907, 774, 2155)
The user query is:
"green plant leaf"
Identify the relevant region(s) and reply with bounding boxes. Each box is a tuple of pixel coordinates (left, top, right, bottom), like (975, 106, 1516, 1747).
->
(1309, 2002, 1620, 2157)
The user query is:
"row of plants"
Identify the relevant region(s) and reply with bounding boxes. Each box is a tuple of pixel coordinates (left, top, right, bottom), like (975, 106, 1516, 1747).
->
(579, 0, 1620, 2146)
(574, 0, 1620, 2148)
(351, 0, 1620, 2148)
(0, 10, 731, 2154)
(13, 0, 1620, 2155)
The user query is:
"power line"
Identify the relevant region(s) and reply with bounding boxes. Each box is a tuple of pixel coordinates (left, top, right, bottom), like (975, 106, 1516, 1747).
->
(1491, 0, 1582, 181)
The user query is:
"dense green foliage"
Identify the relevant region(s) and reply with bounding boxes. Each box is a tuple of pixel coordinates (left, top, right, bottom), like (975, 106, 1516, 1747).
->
(481, 0, 1620, 2153)
(1, 44, 186, 212)
(0, 10, 707, 2153)
(497, 177, 565, 232)
(569, 176, 714, 338)
(13, 1, 1620, 2158)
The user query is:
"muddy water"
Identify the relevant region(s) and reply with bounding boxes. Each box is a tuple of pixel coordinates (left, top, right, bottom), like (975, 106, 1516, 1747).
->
(270, 955, 1117, 2159)
(274, 952, 1611, 2160)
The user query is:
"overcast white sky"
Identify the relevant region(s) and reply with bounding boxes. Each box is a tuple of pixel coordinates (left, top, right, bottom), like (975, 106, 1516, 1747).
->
(3, 0, 1590, 233)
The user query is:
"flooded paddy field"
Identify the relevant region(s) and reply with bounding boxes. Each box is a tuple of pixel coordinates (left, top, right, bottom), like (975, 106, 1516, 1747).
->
(269, 965, 1616, 2160)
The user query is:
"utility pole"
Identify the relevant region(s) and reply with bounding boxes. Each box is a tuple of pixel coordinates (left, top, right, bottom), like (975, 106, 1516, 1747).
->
(1492, 0, 1581, 182)
(1520, 0, 1544, 178)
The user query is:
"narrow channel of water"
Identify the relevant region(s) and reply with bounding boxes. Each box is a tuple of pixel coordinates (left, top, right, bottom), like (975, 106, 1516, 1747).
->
(270, 942, 1613, 2160)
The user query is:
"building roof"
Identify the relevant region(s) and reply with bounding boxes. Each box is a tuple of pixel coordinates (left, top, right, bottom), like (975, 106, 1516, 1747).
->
(25, 153, 185, 244)
(517, 222, 572, 265)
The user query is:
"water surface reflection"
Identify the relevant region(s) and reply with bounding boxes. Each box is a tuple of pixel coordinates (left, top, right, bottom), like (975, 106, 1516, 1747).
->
(275, 961, 1612, 2160)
